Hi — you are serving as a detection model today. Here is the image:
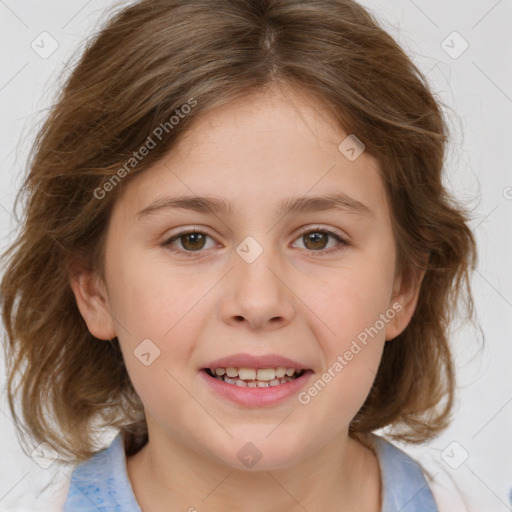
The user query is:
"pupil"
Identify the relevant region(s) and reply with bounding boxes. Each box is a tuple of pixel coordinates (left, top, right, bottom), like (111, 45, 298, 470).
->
(305, 232, 326, 250)
(183, 233, 205, 250)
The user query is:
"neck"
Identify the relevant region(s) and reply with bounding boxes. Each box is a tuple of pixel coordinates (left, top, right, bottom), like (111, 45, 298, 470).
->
(126, 426, 381, 512)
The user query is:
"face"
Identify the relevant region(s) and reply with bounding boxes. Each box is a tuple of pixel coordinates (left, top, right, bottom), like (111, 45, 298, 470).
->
(72, 85, 419, 471)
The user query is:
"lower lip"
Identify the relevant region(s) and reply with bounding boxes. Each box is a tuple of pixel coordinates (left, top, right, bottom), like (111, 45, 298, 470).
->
(199, 369, 314, 408)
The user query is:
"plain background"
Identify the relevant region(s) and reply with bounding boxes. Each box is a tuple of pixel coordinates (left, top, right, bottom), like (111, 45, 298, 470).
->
(1, 1, 511, 511)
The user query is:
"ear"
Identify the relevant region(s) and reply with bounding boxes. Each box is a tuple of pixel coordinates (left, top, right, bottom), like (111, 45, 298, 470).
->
(385, 266, 426, 341)
(68, 264, 117, 340)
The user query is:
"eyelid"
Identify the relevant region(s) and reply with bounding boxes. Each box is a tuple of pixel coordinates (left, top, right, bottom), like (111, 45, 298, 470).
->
(162, 224, 349, 256)
(162, 226, 217, 249)
(292, 224, 349, 255)
(294, 224, 348, 241)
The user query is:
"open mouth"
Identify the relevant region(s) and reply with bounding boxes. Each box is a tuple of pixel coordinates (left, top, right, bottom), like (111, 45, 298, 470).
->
(202, 367, 308, 388)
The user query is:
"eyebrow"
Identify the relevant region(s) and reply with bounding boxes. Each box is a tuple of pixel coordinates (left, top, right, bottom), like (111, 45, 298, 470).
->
(136, 192, 373, 220)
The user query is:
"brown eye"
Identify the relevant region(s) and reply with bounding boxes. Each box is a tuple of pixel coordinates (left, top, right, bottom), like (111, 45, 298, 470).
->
(292, 227, 348, 255)
(179, 232, 207, 251)
(302, 231, 329, 250)
(163, 229, 215, 253)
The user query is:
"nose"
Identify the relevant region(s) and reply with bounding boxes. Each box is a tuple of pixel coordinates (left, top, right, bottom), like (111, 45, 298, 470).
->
(219, 240, 296, 331)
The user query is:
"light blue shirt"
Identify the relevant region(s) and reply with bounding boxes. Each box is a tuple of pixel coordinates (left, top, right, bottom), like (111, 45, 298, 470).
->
(63, 433, 438, 511)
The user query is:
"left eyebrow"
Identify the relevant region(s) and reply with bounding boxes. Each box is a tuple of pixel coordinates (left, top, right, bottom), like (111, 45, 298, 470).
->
(277, 192, 373, 218)
(136, 192, 373, 220)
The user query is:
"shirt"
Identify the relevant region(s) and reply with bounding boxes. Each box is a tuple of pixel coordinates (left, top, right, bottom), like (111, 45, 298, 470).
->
(62, 432, 439, 511)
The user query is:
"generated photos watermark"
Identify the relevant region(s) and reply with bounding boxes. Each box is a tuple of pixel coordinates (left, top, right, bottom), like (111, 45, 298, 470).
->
(94, 98, 197, 200)
(297, 301, 403, 404)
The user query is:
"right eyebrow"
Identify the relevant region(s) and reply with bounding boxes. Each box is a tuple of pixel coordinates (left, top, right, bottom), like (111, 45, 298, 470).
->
(137, 195, 233, 219)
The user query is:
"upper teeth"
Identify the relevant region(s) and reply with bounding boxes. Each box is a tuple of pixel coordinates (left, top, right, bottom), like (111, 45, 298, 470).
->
(213, 367, 297, 381)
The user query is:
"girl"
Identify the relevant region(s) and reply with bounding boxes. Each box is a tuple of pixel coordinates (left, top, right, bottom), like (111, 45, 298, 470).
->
(1, 0, 477, 510)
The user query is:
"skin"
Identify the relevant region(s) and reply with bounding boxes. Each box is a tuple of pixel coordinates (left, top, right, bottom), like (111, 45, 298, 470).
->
(70, 84, 424, 512)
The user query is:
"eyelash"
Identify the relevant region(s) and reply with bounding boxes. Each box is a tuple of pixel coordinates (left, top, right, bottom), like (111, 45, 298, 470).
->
(162, 225, 349, 257)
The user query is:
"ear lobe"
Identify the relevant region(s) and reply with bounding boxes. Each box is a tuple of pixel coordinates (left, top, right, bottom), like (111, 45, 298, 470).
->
(385, 267, 426, 341)
(69, 266, 116, 340)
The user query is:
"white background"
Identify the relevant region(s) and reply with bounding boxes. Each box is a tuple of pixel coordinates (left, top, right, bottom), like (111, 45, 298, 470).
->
(1, 1, 511, 511)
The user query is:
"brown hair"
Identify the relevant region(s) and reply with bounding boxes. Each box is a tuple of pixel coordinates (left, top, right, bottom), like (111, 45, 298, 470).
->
(1, 0, 476, 463)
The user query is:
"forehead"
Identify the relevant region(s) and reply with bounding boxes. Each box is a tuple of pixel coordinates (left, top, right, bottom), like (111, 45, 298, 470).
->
(114, 86, 389, 223)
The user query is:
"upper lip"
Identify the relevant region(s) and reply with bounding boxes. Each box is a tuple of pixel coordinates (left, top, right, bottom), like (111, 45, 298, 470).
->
(202, 353, 312, 371)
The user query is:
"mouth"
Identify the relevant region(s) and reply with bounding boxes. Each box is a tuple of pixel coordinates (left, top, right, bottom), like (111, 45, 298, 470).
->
(198, 353, 315, 407)
(199, 366, 314, 407)
(201, 366, 308, 387)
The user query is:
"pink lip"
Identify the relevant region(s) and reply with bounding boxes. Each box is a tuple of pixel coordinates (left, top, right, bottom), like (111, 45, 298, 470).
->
(199, 368, 314, 408)
(202, 352, 311, 371)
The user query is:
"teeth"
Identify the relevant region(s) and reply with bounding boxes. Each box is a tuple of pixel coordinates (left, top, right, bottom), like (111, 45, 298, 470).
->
(208, 366, 305, 388)
(210, 366, 299, 381)
(226, 367, 238, 377)
(275, 367, 287, 378)
(238, 368, 256, 380)
(210, 368, 302, 388)
(256, 368, 275, 381)
(215, 374, 295, 387)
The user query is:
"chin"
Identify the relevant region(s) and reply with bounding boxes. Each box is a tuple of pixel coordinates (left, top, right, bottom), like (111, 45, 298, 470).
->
(211, 432, 307, 472)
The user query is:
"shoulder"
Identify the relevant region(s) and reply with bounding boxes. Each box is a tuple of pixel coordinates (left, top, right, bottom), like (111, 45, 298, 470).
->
(369, 434, 439, 512)
(370, 435, 478, 512)
(60, 433, 142, 512)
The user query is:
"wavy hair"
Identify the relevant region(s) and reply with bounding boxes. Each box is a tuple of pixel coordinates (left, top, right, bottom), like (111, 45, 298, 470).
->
(1, 0, 477, 463)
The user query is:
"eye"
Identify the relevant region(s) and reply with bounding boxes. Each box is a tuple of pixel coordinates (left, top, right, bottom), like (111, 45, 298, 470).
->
(163, 228, 217, 255)
(162, 225, 348, 256)
(291, 226, 348, 255)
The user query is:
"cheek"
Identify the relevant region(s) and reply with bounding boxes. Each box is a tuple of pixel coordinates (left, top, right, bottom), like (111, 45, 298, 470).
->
(107, 240, 212, 339)
(104, 250, 210, 402)
(294, 251, 394, 414)
(302, 252, 396, 345)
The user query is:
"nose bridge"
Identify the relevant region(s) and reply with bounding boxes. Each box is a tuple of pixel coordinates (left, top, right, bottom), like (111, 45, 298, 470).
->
(234, 234, 284, 298)
(222, 234, 295, 328)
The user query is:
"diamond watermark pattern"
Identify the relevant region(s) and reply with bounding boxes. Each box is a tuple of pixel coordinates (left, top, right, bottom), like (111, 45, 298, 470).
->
(31, 442, 59, 469)
(31, 31, 59, 59)
(236, 236, 263, 264)
(134, 338, 161, 366)
(441, 441, 469, 469)
(338, 134, 366, 161)
(441, 31, 469, 59)
(237, 442, 263, 468)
